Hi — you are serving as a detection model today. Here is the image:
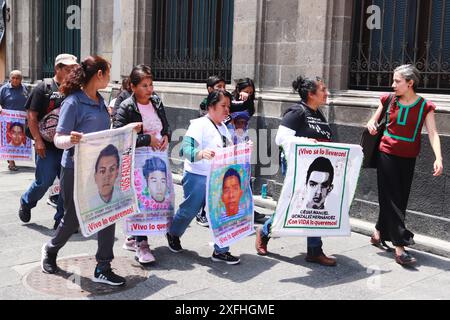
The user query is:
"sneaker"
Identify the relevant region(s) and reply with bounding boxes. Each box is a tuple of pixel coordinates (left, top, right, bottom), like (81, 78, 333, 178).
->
(395, 252, 417, 266)
(18, 203, 31, 223)
(93, 267, 126, 286)
(255, 227, 269, 256)
(166, 233, 183, 253)
(135, 241, 156, 264)
(122, 236, 137, 252)
(211, 251, 240, 265)
(196, 214, 209, 227)
(41, 244, 58, 274)
(254, 211, 266, 223)
(46, 196, 58, 208)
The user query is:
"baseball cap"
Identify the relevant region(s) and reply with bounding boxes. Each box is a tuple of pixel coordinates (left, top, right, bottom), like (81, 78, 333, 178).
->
(54, 54, 78, 66)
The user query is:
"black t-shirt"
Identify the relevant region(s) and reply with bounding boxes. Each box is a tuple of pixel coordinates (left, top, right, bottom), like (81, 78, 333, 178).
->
(281, 102, 333, 142)
(25, 79, 64, 150)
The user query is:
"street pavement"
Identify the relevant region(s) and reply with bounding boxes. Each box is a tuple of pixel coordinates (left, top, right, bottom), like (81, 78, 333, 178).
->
(0, 160, 449, 300)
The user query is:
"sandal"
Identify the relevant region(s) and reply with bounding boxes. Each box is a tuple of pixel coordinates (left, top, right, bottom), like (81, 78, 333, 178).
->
(7, 162, 19, 171)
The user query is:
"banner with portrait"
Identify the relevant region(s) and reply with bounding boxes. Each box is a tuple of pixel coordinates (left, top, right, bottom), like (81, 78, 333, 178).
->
(271, 139, 363, 237)
(123, 148, 175, 236)
(206, 143, 254, 248)
(74, 125, 138, 237)
(0, 110, 32, 161)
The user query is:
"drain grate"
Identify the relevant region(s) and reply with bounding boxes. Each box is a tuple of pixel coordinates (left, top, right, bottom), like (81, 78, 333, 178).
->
(24, 256, 149, 298)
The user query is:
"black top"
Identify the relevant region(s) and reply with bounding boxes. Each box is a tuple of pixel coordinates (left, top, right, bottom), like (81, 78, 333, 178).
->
(113, 94, 172, 148)
(112, 90, 132, 117)
(281, 101, 333, 142)
(25, 79, 65, 150)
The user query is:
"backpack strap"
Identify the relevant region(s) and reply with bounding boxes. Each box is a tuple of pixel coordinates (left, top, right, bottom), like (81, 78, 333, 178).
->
(43, 78, 58, 95)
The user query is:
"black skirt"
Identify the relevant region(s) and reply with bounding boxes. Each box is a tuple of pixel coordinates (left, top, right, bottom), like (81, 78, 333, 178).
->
(376, 152, 416, 246)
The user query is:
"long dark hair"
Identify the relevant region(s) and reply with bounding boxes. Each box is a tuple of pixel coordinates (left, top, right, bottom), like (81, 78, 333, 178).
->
(292, 75, 322, 102)
(60, 55, 110, 96)
(232, 78, 255, 101)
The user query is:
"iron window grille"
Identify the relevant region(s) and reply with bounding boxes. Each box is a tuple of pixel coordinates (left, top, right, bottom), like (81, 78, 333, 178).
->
(151, 0, 234, 83)
(350, 0, 450, 92)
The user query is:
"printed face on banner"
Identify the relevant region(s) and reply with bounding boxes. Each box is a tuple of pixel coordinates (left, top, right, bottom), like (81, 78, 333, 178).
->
(286, 145, 349, 230)
(304, 157, 334, 210)
(94, 146, 120, 204)
(140, 155, 170, 206)
(74, 126, 138, 238)
(147, 169, 167, 203)
(125, 149, 174, 236)
(207, 144, 254, 249)
(221, 171, 244, 217)
(6, 122, 26, 147)
(209, 164, 252, 226)
(0, 111, 32, 161)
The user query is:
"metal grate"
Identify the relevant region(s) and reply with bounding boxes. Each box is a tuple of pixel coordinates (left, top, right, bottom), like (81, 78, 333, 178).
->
(349, 0, 450, 92)
(151, 0, 234, 83)
(42, 0, 81, 79)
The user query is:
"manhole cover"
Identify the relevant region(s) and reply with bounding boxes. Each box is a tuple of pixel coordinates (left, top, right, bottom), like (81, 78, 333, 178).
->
(24, 256, 149, 298)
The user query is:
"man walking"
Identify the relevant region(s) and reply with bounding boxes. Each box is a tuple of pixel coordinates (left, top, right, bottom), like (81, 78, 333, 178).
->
(19, 54, 78, 229)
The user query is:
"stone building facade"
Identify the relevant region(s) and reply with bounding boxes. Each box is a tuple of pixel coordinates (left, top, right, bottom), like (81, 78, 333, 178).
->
(2, 0, 449, 241)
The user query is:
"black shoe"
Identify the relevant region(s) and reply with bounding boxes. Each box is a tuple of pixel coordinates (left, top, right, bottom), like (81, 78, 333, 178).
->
(93, 267, 126, 286)
(254, 211, 266, 222)
(19, 204, 31, 223)
(211, 251, 241, 265)
(395, 252, 417, 266)
(196, 214, 209, 227)
(166, 233, 183, 253)
(41, 244, 58, 274)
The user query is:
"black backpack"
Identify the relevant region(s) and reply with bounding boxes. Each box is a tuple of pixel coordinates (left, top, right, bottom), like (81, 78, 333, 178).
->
(25, 79, 65, 141)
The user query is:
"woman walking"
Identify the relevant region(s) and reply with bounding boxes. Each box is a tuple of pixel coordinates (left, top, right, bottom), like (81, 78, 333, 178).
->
(367, 64, 443, 266)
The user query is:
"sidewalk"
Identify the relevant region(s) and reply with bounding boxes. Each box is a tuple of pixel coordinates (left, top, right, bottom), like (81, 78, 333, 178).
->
(0, 161, 449, 300)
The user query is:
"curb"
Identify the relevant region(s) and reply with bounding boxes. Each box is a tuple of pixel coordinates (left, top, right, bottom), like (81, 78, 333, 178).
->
(172, 173, 450, 258)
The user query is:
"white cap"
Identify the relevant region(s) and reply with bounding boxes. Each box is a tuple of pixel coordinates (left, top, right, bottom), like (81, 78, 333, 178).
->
(54, 54, 78, 66)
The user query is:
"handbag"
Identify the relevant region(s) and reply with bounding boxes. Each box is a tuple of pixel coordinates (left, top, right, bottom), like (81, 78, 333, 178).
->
(360, 94, 394, 168)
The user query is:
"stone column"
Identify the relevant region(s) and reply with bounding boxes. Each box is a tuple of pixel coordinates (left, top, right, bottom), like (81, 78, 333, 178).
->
(231, 0, 262, 87)
(6, 0, 42, 82)
(120, 0, 152, 79)
(80, 0, 93, 59)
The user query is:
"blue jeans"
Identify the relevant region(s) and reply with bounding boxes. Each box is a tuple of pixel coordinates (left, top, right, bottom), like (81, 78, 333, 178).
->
(21, 148, 64, 221)
(169, 171, 229, 254)
(261, 216, 323, 255)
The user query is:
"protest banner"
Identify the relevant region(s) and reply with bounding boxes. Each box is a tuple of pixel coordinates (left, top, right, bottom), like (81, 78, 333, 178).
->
(271, 139, 363, 237)
(124, 148, 174, 236)
(207, 143, 254, 248)
(74, 125, 138, 237)
(0, 110, 32, 161)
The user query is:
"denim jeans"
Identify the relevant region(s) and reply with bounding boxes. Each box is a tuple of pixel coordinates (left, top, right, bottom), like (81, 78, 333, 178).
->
(261, 164, 323, 256)
(261, 216, 322, 254)
(169, 171, 229, 254)
(20, 147, 64, 221)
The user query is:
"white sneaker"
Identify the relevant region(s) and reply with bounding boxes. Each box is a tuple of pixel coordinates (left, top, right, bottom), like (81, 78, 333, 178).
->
(122, 236, 137, 252)
(135, 241, 155, 264)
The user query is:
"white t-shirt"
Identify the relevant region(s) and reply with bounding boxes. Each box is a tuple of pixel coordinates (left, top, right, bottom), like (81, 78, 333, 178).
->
(184, 116, 232, 176)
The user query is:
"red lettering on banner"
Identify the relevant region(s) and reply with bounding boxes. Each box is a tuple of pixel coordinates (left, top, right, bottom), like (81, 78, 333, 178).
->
(121, 155, 132, 191)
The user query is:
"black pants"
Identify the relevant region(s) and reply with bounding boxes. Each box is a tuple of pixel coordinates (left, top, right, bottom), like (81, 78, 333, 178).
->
(376, 152, 416, 247)
(46, 167, 115, 270)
